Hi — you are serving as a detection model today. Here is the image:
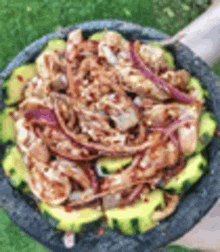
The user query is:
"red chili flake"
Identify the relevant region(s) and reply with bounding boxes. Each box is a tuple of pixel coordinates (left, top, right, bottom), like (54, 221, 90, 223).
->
(8, 112, 14, 117)
(33, 83, 37, 88)
(214, 128, 220, 137)
(97, 56, 107, 65)
(103, 105, 111, 114)
(114, 93, 120, 102)
(17, 75, 24, 82)
(65, 206, 73, 212)
(97, 228, 104, 235)
(88, 40, 99, 46)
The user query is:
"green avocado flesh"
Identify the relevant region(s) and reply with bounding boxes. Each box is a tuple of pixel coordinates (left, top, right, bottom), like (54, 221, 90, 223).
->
(98, 156, 133, 174)
(38, 202, 102, 232)
(2, 64, 37, 105)
(88, 31, 108, 41)
(188, 77, 209, 100)
(88, 30, 125, 41)
(42, 39, 66, 52)
(164, 154, 207, 194)
(0, 107, 16, 143)
(196, 111, 217, 153)
(148, 42, 175, 68)
(105, 189, 165, 235)
(2, 146, 30, 192)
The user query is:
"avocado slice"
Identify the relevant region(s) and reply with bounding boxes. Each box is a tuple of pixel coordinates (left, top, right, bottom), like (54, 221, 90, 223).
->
(164, 154, 207, 194)
(88, 31, 108, 41)
(38, 202, 102, 232)
(97, 156, 133, 174)
(2, 64, 37, 105)
(187, 77, 209, 100)
(196, 111, 217, 153)
(148, 42, 175, 68)
(2, 146, 30, 192)
(42, 39, 66, 53)
(105, 189, 165, 235)
(0, 107, 16, 143)
(88, 30, 125, 42)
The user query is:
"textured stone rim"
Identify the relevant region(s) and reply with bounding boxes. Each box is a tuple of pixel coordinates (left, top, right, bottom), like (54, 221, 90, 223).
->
(0, 19, 220, 252)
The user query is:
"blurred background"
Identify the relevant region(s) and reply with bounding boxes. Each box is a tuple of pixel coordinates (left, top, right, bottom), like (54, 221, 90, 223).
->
(0, 0, 219, 251)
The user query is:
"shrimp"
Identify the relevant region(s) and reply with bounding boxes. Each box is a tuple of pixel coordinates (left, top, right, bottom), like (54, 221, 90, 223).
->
(18, 96, 52, 111)
(26, 158, 72, 205)
(139, 44, 168, 73)
(178, 122, 198, 155)
(98, 92, 139, 132)
(98, 42, 118, 66)
(51, 159, 91, 189)
(152, 194, 180, 220)
(24, 75, 50, 98)
(37, 50, 62, 79)
(40, 127, 98, 161)
(104, 140, 179, 195)
(66, 29, 83, 62)
(16, 118, 38, 155)
(139, 141, 179, 172)
(100, 171, 134, 194)
(28, 138, 51, 163)
(143, 104, 169, 127)
(160, 69, 189, 90)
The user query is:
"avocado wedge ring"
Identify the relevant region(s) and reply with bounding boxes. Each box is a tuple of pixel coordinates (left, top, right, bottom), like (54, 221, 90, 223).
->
(0, 20, 220, 252)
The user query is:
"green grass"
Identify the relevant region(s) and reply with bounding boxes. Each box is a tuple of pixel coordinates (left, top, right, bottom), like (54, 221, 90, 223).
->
(0, 209, 50, 252)
(0, 0, 217, 251)
(0, 0, 154, 71)
(151, 0, 211, 35)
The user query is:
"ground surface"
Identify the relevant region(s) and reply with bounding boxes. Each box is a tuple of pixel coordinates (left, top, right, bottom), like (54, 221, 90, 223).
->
(0, 0, 218, 251)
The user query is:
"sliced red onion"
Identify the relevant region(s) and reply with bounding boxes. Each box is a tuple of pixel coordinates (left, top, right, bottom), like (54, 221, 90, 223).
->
(129, 41, 193, 103)
(169, 132, 181, 152)
(87, 168, 99, 194)
(33, 127, 42, 138)
(127, 184, 144, 202)
(24, 109, 57, 126)
(150, 116, 195, 137)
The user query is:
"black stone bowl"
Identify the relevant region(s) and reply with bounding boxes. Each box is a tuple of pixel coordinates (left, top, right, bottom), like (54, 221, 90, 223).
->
(0, 20, 220, 252)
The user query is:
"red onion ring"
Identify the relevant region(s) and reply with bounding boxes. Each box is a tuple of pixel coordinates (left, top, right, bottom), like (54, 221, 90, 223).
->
(129, 41, 194, 103)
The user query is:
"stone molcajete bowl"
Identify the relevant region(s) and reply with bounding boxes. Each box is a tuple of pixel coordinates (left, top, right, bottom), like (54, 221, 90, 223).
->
(0, 19, 220, 252)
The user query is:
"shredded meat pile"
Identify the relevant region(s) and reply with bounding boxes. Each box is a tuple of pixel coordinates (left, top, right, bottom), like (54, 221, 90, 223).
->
(13, 29, 203, 216)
